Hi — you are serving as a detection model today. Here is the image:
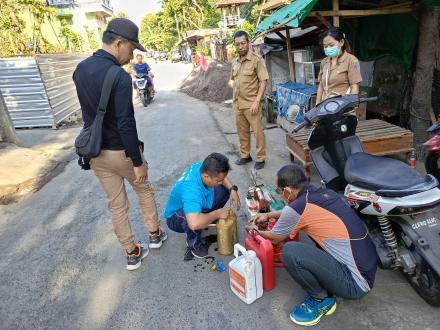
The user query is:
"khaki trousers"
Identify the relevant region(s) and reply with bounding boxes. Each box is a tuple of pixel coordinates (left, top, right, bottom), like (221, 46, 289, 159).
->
(234, 107, 266, 162)
(90, 150, 160, 251)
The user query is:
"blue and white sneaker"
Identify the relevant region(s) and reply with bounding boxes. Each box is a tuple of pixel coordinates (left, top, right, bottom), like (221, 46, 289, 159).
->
(289, 295, 337, 326)
(149, 228, 167, 248)
(126, 242, 149, 271)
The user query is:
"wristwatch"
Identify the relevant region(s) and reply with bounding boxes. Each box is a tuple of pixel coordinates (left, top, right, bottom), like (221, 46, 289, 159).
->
(229, 185, 238, 193)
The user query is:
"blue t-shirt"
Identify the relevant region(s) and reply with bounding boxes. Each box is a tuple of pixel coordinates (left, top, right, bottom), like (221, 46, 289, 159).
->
(163, 162, 214, 219)
(132, 63, 151, 75)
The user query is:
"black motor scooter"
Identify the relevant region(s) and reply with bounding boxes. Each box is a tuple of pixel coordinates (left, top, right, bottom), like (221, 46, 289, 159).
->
(293, 94, 440, 306)
(134, 73, 153, 107)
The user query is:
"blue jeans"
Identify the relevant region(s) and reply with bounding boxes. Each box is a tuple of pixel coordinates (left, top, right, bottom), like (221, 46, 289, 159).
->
(166, 185, 230, 249)
(282, 242, 367, 300)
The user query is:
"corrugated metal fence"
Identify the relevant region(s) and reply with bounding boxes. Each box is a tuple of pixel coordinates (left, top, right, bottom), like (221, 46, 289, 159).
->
(36, 54, 86, 127)
(0, 57, 53, 128)
(0, 54, 86, 128)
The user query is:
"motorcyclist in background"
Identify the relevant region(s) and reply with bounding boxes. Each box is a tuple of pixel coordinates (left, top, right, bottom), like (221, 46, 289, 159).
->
(132, 53, 156, 93)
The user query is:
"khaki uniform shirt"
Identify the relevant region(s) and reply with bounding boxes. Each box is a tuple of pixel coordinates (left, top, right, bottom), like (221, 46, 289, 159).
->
(230, 52, 269, 110)
(318, 52, 362, 100)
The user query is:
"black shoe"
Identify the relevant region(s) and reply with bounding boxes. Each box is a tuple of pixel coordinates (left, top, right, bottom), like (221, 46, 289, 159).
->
(191, 243, 209, 259)
(254, 161, 265, 170)
(126, 242, 149, 271)
(184, 247, 194, 261)
(202, 235, 217, 249)
(235, 157, 252, 165)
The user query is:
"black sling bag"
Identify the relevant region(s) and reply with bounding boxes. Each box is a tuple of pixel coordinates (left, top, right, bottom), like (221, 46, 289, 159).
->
(75, 65, 120, 158)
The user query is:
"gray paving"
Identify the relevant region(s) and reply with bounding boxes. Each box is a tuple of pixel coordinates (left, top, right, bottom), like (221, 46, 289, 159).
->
(0, 61, 439, 329)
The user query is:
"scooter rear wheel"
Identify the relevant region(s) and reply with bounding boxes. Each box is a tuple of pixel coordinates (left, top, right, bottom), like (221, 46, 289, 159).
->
(425, 152, 440, 183)
(409, 260, 440, 306)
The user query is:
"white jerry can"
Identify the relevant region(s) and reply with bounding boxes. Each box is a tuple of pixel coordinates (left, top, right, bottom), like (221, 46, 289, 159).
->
(228, 243, 263, 304)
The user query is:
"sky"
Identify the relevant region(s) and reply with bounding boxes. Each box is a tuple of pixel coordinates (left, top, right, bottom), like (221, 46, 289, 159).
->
(112, 0, 162, 26)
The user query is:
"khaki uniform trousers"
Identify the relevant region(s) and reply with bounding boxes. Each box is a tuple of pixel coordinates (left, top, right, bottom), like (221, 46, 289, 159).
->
(90, 150, 160, 251)
(234, 107, 266, 162)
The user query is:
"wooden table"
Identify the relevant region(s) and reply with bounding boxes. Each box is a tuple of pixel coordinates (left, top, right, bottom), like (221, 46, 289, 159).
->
(286, 119, 414, 176)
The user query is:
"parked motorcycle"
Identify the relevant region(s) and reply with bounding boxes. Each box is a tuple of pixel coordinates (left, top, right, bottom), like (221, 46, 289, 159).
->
(293, 94, 440, 306)
(134, 73, 153, 107)
(424, 122, 440, 183)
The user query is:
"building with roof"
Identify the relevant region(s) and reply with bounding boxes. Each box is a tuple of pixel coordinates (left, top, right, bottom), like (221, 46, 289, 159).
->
(213, 0, 250, 28)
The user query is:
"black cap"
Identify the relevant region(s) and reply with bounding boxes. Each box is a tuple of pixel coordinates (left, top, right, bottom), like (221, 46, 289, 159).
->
(104, 18, 146, 52)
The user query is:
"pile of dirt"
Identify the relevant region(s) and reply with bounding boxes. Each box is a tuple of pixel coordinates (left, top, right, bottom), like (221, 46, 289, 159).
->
(179, 61, 232, 102)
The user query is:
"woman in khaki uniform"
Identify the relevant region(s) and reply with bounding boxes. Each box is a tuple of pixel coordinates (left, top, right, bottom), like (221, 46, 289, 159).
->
(316, 27, 362, 104)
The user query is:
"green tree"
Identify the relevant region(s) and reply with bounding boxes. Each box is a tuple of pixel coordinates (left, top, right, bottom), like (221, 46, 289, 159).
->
(114, 11, 129, 19)
(227, 20, 256, 44)
(139, 0, 222, 52)
(137, 0, 268, 53)
(85, 27, 99, 52)
(0, 0, 62, 57)
(59, 19, 84, 53)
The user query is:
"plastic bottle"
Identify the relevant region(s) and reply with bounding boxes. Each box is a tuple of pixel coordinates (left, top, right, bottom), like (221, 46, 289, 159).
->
(409, 150, 417, 168)
(217, 208, 238, 255)
(228, 244, 263, 304)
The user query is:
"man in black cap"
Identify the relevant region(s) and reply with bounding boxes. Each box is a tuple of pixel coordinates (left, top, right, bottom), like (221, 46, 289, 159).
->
(73, 18, 167, 271)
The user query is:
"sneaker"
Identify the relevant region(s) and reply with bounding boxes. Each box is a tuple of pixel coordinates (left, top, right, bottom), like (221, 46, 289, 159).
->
(289, 296, 336, 326)
(149, 228, 167, 248)
(254, 161, 265, 170)
(126, 242, 149, 271)
(184, 246, 194, 261)
(235, 157, 252, 165)
(191, 243, 209, 259)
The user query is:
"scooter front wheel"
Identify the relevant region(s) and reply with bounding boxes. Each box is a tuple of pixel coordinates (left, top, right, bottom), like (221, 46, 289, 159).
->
(425, 152, 440, 183)
(140, 92, 147, 107)
(408, 260, 440, 306)
(143, 93, 150, 107)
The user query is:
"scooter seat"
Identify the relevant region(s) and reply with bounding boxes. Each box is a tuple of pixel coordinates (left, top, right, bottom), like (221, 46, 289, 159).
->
(345, 153, 438, 197)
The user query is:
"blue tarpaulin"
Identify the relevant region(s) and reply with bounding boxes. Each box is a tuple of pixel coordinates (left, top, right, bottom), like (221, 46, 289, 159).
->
(276, 82, 317, 124)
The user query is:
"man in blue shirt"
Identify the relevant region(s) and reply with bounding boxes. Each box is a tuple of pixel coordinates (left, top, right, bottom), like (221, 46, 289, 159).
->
(165, 153, 241, 258)
(132, 53, 155, 92)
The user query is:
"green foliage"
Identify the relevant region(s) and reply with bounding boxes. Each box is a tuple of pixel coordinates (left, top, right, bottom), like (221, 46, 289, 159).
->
(139, 0, 221, 52)
(59, 19, 84, 53)
(114, 11, 129, 19)
(195, 45, 209, 56)
(226, 20, 256, 44)
(0, 0, 62, 57)
(85, 27, 99, 52)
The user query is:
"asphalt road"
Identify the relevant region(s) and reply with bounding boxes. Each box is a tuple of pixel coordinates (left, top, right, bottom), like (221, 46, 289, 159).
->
(1, 61, 439, 329)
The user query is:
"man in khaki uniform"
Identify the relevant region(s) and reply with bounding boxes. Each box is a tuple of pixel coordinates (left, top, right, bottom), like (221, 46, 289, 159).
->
(229, 31, 269, 170)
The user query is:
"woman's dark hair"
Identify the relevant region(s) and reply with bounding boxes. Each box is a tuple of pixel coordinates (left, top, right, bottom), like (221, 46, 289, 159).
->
(320, 27, 351, 53)
(201, 153, 230, 176)
(276, 164, 308, 189)
(233, 30, 250, 42)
